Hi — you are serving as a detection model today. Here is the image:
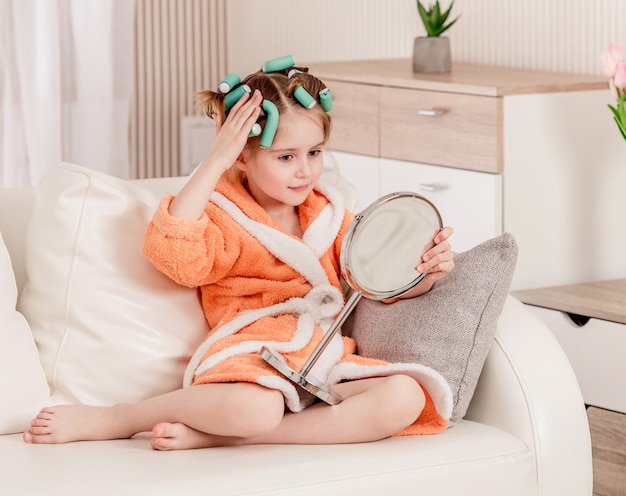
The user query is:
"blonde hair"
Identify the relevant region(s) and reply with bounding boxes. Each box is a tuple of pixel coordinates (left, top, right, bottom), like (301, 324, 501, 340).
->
(195, 66, 332, 150)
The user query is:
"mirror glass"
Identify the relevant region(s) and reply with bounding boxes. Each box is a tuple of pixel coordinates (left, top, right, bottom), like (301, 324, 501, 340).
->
(341, 192, 443, 300)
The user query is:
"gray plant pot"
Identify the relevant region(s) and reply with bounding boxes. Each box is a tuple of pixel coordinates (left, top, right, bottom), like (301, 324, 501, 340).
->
(412, 36, 452, 73)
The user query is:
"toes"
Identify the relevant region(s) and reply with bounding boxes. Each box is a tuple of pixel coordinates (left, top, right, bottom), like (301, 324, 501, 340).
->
(28, 424, 52, 435)
(23, 430, 54, 444)
(152, 422, 179, 439)
(150, 437, 175, 451)
(31, 417, 50, 428)
(37, 410, 56, 421)
(151, 423, 184, 451)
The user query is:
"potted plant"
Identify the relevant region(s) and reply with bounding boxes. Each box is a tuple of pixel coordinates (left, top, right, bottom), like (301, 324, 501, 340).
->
(413, 1, 459, 74)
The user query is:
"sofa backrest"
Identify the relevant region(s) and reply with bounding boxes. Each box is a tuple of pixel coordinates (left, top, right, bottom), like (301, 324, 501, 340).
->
(0, 160, 358, 295)
(0, 176, 188, 294)
(0, 187, 35, 292)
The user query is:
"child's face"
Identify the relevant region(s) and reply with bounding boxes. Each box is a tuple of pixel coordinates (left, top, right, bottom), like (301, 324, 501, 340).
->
(240, 111, 325, 212)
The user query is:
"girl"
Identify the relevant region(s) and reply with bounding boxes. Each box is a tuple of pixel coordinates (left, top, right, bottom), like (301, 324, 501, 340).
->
(23, 58, 455, 450)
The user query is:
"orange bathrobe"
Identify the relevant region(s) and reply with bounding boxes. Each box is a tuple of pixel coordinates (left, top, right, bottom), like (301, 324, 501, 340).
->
(142, 169, 452, 435)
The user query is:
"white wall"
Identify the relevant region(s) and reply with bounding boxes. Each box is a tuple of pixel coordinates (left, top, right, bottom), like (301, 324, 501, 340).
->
(226, 0, 625, 76)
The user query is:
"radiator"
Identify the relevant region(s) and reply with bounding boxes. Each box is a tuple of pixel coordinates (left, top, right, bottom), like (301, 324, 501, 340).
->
(131, 0, 227, 179)
(180, 116, 214, 176)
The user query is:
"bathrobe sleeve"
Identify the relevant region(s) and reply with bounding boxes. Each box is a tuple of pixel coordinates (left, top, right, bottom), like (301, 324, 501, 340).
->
(142, 195, 241, 288)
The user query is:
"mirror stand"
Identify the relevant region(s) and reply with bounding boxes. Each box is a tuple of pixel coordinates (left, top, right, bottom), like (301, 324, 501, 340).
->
(260, 290, 362, 405)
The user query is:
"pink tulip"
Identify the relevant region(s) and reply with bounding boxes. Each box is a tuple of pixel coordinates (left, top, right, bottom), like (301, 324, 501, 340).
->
(609, 78, 618, 99)
(600, 43, 625, 78)
(615, 62, 626, 91)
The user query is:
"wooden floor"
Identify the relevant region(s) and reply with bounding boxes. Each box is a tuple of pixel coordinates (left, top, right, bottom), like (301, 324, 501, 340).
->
(588, 407, 626, 496)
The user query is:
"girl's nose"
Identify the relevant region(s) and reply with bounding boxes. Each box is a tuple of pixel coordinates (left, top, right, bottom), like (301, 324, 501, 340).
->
(295, 159, 312, 177)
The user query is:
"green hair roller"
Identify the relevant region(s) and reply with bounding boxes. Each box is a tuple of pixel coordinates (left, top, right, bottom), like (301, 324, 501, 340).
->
(262, 54, 295, 73)
(319, 89, 333, 112)
(260, 100, 279, 148)
(219, 73, 241, 93)
(248, 123, 262, 138)
(294, 86, 317, 109)
(224, 84, 251, 110)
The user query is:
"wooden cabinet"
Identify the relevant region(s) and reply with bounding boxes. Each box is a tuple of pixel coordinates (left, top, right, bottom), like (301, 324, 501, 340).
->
(310, 59, 626, 290)
(514, 279, 626, 496)
(514, 279, 626, 414)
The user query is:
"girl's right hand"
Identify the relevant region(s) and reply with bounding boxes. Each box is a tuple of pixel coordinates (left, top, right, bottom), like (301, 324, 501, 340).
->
(168, 90, 262, 220)
(206, 89, 263, 174)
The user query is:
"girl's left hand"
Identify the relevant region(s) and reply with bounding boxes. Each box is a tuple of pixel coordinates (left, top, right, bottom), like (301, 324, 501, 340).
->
(393, 226, 455, 300)
(417, 226, 454, 279)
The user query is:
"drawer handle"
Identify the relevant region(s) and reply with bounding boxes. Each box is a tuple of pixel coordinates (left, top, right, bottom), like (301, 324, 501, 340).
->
(418, 108, 446, 117)
(418, 183, 447, 192)
(567, 312, 590, 327)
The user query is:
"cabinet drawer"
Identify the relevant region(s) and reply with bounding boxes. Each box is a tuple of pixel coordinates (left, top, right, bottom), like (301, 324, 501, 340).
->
(380, 87, 502, 173)
(525, 306, 626, 414)
(379, 158, 502, 252)
(325, 81, 379, 157)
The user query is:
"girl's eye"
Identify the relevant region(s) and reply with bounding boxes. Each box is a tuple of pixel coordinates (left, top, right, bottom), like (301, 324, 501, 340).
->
(309, 149, 321, 157)
(279, 154, 293, 161)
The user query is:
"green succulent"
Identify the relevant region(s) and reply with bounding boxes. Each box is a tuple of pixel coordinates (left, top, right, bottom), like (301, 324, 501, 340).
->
(416, 1, 459, 37)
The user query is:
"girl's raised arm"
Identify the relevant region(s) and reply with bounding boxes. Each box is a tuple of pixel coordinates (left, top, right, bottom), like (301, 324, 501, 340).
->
(168, 90, 262, 220)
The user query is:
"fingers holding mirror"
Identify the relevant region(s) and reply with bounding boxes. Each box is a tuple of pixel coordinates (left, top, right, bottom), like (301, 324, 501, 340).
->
(417, 226, 454, 272)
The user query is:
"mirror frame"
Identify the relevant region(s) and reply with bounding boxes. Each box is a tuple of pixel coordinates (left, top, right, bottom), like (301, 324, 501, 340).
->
(340, 191, 443, 300)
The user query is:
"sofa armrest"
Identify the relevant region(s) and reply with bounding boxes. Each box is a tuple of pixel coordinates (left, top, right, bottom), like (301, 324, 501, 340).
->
(465, 296, 592, 496)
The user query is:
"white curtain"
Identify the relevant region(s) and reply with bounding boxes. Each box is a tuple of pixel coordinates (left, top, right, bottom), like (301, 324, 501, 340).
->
(0, 0, 135, 187)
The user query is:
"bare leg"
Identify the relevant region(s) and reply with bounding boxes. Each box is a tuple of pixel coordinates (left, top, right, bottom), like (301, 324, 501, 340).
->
(150, 375, 425, 451)
(23, 382, 284, 445)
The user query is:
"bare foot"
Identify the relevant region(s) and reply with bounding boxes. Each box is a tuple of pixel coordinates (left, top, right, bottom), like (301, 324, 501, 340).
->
(151, 422, 242, 451)
(23, 405, 133, 444)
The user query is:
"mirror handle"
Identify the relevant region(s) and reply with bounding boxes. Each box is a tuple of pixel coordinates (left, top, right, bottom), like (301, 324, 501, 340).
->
(299, 291, 363, 378)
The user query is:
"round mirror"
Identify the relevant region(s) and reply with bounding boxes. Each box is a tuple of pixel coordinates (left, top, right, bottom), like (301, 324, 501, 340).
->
(341, 192, 443, 300)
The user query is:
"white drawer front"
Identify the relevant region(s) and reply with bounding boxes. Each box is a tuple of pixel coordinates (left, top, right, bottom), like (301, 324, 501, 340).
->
(527, 306, 626, 414)
(330, 151, 381, 212)
(379, 158, 502, 253)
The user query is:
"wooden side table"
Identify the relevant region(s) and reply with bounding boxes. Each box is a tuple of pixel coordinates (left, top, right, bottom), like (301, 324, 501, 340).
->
(514, 279, 626, 496)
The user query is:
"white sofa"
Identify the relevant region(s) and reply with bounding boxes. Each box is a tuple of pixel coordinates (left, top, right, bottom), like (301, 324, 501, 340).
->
(0, 164, 592, 496)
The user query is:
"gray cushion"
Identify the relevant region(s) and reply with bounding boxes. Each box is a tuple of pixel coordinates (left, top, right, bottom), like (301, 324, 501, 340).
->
(351, 232, 518, 424)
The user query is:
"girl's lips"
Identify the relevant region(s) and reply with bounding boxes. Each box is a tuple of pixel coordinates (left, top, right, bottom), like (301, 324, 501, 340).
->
(289, 184, 309, 193)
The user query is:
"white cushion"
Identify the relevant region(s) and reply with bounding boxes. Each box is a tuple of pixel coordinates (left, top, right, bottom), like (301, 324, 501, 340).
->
(0, 231, 50, 434)
(17, 163, 210, 405)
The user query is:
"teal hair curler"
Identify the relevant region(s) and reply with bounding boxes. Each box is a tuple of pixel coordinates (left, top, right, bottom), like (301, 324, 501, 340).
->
(288, 68, 302, 79)
(224, 84, 251, 110)
(260, 100, 279, 148)
(219, 73, 241, 93)
(319, 88, 333, 112)
(294, 86, 317, 109)
(262, 54, 295, 73)
(248, 123, 262, 138)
